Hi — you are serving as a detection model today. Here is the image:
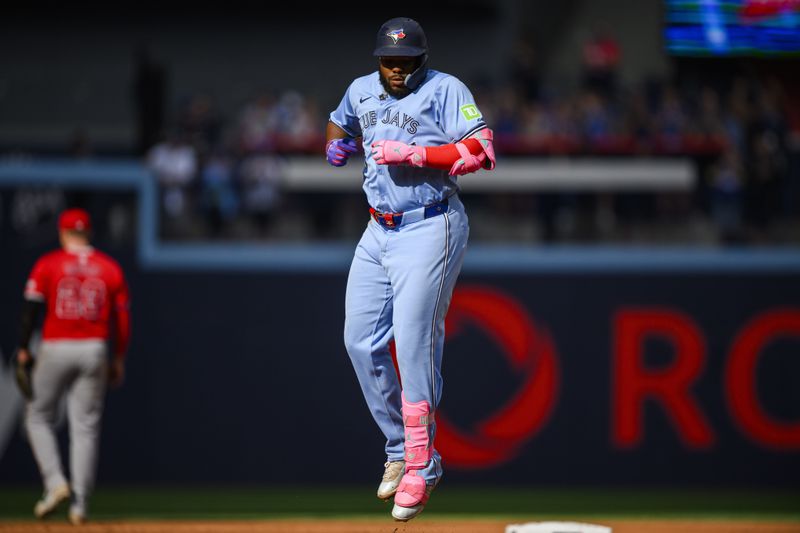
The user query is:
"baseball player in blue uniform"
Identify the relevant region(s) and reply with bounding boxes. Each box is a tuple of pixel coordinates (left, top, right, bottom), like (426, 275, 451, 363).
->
(326, 17, 495, 521)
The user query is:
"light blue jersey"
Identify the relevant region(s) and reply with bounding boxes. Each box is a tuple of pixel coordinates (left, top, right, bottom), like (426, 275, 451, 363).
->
(329, 69, 487, 213)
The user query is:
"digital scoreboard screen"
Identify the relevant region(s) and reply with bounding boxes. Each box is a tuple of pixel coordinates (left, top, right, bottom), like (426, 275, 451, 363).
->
(664, 0, 800, 56)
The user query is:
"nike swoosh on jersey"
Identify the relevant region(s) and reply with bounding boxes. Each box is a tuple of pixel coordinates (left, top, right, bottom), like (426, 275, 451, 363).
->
(360, 96, 372, 103)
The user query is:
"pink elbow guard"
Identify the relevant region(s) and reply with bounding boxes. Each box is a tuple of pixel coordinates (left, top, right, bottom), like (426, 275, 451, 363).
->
(449, 128, 496, 176)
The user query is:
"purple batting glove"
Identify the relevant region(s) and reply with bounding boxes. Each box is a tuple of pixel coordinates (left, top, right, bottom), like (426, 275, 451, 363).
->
(326, 138, 359, 167)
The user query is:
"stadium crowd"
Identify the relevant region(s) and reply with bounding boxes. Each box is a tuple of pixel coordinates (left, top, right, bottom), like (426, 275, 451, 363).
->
(142, 58, 798, 245)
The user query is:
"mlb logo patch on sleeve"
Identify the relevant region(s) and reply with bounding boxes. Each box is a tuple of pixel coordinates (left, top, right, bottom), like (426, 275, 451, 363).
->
(460, 104, 481, 120)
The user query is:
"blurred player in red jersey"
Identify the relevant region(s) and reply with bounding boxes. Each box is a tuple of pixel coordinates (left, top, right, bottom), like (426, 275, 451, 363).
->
(15, 208, 131, 525)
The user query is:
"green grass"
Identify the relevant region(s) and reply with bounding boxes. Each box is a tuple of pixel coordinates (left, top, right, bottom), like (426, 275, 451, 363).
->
(1, 486, 799, 522)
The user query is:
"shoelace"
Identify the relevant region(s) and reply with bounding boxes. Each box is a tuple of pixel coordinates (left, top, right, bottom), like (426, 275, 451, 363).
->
(382, 461, 405, 481)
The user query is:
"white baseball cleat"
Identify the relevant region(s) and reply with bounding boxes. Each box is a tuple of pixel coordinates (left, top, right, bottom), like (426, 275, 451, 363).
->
(392, 501, 425, 521)
(376, 460, 405, 501)
(68, 502, 87, 526)
(33, 483, 71, 519)
(68, 509, 86, 525)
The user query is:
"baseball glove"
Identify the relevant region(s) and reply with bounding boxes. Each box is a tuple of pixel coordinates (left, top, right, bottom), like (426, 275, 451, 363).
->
(14, 356, 34, 401)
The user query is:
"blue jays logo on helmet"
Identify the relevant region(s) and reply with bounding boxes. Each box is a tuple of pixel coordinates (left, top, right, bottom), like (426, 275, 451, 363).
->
(386, 29, 406, 44)
(374, 17, 427, 58)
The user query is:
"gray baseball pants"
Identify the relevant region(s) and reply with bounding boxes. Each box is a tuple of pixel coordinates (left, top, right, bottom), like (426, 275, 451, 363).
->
(25, 339, 107, 510)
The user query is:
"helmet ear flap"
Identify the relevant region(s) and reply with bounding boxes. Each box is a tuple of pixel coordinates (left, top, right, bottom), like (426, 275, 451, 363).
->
(403, 54, 428, 91)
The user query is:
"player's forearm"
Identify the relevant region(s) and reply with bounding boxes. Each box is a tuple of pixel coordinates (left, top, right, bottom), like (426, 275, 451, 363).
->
(326, 122, 360, 167)
(113, 308, 131, 358)
(326, 121, 350, 143)
(423, 139, 483, 170)
(371, 134, 493, 176)
(18, 299, 44, 351)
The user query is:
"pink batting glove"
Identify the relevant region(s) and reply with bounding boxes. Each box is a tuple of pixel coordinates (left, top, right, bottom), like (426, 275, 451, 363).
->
(371, 140, 426, 168)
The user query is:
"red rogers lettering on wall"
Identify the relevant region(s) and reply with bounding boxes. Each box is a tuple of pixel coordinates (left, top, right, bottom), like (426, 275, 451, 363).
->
(434, 286, 560, 469)
(725, 309, 800, 450)
(427, 287, 800, 470)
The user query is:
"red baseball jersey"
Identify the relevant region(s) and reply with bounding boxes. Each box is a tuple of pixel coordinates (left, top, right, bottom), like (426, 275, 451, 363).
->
(24, 245, 131, 355)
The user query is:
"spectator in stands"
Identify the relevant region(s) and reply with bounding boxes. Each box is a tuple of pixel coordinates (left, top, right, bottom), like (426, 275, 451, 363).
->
(743, 80, 790, 238)
(237, 154, 284, 238)
(577, 89, 616, 150)
(621, 84, 655, 153)
(146, 130, 198, 237)
(549, 98, 582, 153)
(708, 147, 745, 243)
(581, 24, 621, 98)
(519, 101, 555, 148)
(722, 77, 752, 154)
(745, 129, 786, 239)
(271, 91, 323, 152)
(237, 91, 278, 154)
(492, 86, 525, 136)
(200, 147, 239, 237)
(179, 93, 223, 161)
(691, 86, 728, 148)
(653, 85, 689, 153)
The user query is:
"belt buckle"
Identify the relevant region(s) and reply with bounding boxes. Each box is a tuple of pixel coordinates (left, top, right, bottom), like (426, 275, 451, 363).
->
(370, 207, 402, 228)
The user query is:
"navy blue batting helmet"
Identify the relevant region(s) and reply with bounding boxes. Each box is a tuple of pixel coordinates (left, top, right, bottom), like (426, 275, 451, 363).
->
(373, 17, 428, 57)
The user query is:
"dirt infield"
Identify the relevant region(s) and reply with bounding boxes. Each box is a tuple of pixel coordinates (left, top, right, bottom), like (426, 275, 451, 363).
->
(2, 519, 800, 533)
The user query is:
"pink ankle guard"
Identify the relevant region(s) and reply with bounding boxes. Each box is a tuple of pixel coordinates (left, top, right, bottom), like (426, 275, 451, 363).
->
(402, 393, 433, 469)
(394, 471, 429, 507)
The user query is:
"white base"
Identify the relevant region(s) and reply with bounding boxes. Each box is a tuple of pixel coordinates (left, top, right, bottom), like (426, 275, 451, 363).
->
(506, 522, 612, 533)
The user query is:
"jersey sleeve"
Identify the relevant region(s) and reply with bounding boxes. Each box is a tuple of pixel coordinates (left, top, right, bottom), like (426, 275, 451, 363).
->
(24, 256, 50, 302)
(112, 265, 131, 357)
(435, 76, 487, 142)
(113, 269, 130, 313)
(329, 82, 362, 138)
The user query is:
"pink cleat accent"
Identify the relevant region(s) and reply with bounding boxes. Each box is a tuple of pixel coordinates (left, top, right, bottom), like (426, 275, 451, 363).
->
(392, 472, 439, 521)
(393, 472, 427, 507)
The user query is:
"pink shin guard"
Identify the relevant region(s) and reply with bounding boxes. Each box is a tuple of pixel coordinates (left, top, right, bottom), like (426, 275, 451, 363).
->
(401, 393, 434, 469)
(395, 393, 434, 507)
